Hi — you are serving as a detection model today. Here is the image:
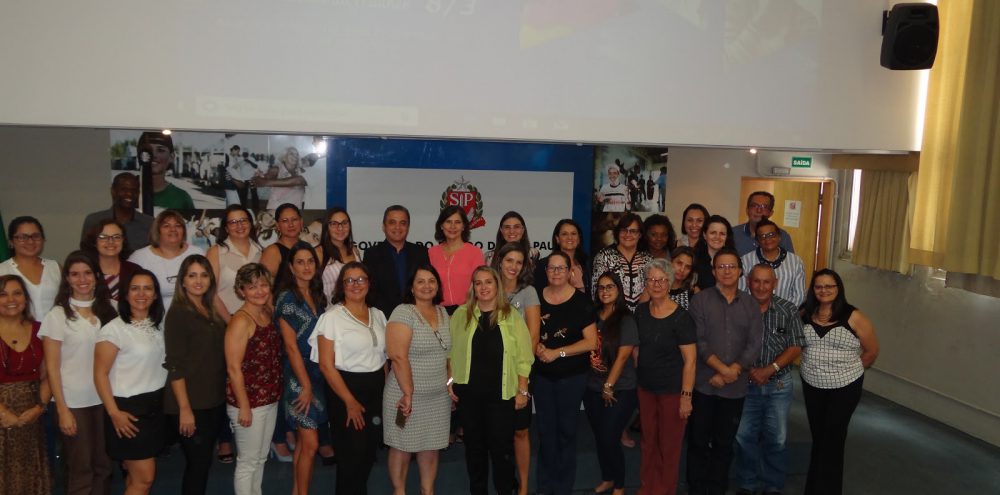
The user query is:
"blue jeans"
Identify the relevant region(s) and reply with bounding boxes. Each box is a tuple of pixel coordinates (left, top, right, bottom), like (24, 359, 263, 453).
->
(734, 372, 794, 492)
(533, 372, 587, 495)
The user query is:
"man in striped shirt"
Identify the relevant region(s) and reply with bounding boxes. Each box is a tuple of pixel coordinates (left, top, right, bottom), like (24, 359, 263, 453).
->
(734, 264, 805, 495)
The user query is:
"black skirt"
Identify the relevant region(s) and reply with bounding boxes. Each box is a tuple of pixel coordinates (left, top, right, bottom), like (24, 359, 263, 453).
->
(104, 388, 166, 460)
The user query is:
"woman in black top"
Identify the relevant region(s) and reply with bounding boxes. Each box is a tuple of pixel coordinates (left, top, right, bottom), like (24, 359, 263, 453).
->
(534, 251, 598, 495)
(533, 219, 591, 295)
(692, 215, 735, 290)
(585, 272, 639, 495)
(634, 258, 696, 495)
(668, 246, 699, 310)
(164, 254, 228, 495)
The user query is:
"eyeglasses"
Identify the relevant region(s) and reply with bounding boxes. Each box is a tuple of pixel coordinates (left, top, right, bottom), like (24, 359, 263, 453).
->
(546, 265, 568, 273)
(97, 234, 123, 242)
(621, 228, 641, 236)
(749, 202, 772, 211)
(757, 231, 779, 240)
(328, 219, 351, 229)
(12, 233, 43, 242)
(595, 284, 617, 292)
(814, 284, 837, 291)
(344, 276, 369, 286)
(226, 218, 250, 226)
(715, 263, 738, 271)
(647, 277, 669, 286)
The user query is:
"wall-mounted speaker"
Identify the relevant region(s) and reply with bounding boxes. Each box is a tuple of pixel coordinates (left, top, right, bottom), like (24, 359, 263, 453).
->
(881, 3, 939, 70)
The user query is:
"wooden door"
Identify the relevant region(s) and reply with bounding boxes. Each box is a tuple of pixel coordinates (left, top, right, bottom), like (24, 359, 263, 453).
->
(739, 178, 835, 281)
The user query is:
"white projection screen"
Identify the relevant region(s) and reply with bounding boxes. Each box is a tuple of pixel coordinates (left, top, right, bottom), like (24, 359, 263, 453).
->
(0, 0, 924, 151)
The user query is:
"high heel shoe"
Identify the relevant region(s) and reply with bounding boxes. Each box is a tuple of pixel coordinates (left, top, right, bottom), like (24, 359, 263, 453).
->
(269, 443, 293, 462)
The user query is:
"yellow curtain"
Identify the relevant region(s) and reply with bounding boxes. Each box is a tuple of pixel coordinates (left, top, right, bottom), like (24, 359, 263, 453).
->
(910, 0, 1000, 281)
(853, 170, 912, 273)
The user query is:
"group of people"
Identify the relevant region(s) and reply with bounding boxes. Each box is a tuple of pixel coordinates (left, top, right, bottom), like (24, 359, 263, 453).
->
(0, 186, 879, 495)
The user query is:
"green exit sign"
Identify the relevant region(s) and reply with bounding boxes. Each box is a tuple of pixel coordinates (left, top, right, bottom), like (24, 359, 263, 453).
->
(791, 156, 812, 168)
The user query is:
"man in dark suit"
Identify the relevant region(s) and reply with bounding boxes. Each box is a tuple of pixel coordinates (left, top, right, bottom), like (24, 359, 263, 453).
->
(363, 205, 430, 317)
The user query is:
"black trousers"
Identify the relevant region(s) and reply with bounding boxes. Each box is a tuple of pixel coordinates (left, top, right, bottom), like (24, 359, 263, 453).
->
(455, 384, 516, 495)
(802, 375, 864, 495)
(686, 391, 745, 495)
(167, 404, 226, 495)
(327, 369, 385, 495)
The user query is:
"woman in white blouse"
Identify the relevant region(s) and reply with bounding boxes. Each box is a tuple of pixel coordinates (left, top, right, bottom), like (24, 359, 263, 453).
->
(311, 261, 387, 495)
(40, 251, 119, 495)
(128, 210, 204, 312)
(207, 204, 262, 322)
(93, 269, 168, 495)
(0, 216, 61, 318)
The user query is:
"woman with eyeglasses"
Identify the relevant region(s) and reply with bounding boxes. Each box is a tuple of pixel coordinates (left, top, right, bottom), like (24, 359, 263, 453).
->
(93, 269, 168, 495)
(633, 259, 696, 495)
(207, 205, 262, 323)
(274, 242, 329, 495)
(533, 219, 590, 295)
(0, 216, 61, 317)
(81, 219, 142, 302)
(128, 210, 204, 311)
(224, 264, 282, 495)
(490, 242, 541, 495)
(319, 207, 362, 304)
(692, 214, 735, 291)
(585, 272, 639, 495)
(534, 251, 598, 495)
(311, 261, 387, 494)
(163, 255, 228, 495)
(738, 219, 805, 307)
(592, 213, 654, 312)
(450, 266, 533, 495)
(428, 206, 484, 314)
(0, 275, 52, 495)
(40, 252, 118, 495)
(668, 246, 699, 310)
(383, 264, 452, 495)
(483, 211, 540, 267)
(799, 269, 879, 495)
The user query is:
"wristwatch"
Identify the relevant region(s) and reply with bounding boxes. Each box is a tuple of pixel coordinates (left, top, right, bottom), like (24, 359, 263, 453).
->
(558, 350, 567, 358)
(518, 389, 531, 398)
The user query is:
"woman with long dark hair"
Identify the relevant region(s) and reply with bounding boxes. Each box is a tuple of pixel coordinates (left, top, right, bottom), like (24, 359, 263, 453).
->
(0, 216, 61, 316)
(584, 271, 639, 495)
(164, 255, 228, 495)
(318, 207, 361, 303)
(799, 269, 879, 495)
(533, 219, 590, 295)
(93, 269, 168, 495)
(483, 211, 540, 267)
(81, 218, 141, 302)
(0, 274, 52, 495)
(677, 204, 709, 248)
(40, 251, 117, 495)
(668, 246, 699, 310)
(274, 242, 328, 495)
(692, 215, 735, 290)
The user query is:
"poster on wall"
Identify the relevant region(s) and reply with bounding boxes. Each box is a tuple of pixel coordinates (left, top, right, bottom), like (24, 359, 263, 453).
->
(108, 130, 329, 250)
(591, 145, 670, 250)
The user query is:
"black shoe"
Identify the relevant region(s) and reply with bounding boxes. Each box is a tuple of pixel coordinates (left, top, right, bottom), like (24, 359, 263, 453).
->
(736, 489, 757, 495)
(321, 455, 337, 466)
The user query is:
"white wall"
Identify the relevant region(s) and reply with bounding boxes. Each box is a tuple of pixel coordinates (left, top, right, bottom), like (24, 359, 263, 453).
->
(0, 0, 924, 151)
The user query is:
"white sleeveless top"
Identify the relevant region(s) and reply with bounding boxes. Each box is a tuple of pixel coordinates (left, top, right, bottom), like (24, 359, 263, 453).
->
(800, 314, 864, 389)
(217, 240, 262, 314)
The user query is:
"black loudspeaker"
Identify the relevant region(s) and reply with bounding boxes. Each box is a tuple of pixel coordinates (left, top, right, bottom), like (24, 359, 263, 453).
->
(881, 3, 939, 70)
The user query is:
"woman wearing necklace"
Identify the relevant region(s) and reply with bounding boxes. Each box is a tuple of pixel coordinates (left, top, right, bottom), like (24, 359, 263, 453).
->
(668, 246, 699, 310)
(0, 216, 61, 317)
(585, 272, 639, 495)
(128, 210, 205, 311)
(799, 269, 879, 495)
(207, 205, 262, 323)
(738, 219, 805, 307)
(163, 255, 228, 495)
(383, 264, 452, 495)
(274, 243, 329, 495)
(490, 242, 541, 495)
(0, 275, 51, 495)
(224, 264, 282, 495)
(533, 219, 591, 295)
(450, 266, 533, 495)
(318, 207, 362, 303)
(81, 218, 142, 302)
(40, 252, 117, 495)
(592, 213, 654, 312)
(428, 206, 484, 314)
(692, 215, 735, 291)
(311, 262, 387, 494)
(93, 269, 168, 495)
(534, 251, 598, 495)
